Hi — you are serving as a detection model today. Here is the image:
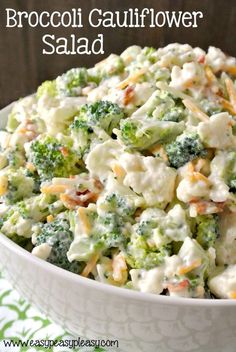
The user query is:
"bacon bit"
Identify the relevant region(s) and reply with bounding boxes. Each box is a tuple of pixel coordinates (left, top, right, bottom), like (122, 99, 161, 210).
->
(60, 189, 99, 210)
(225, 77, 236, 112)
(69, 175, 76, 179)
(81, 253, 100, 278)
(59, 147, 69, 157)
(229, 291, 236, 299)
(60, 193, 78, 209)
(0, 176, 8, 196)
(117, 69, 146, 90)
(47, 215, 54, 223)
(123, 85, 135, 105)
(189, 197, 200, 203)
(41, 184, 68, 194)
(149, 144, 168, 162)
(94, 179, 103, 191)
(193, 201, 208, 214)
(178, 259, 202, 276)
(198, 55, 205, 64)
(77, 207, 91, 235)
(112, 163, 126, 179)
(183, 99, 209, 122)
(26, 162, 36, 172)
(76, 190, 99, 204)
(189, 199, 225, 215)
(112, 253, 128, 284)
(167, 279, 189, 292)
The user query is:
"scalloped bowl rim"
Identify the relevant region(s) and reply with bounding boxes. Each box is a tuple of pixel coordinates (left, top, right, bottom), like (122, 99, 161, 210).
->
(0, 99, 235, 307)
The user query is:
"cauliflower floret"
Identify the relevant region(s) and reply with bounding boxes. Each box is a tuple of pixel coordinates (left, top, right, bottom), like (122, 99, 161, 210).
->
(170, 62, 207, 91)
(37, 95, 87, 135)
(178, 237, 209, 267)
(206, 46, 236, 73)
(156, 43, 205, 68)
(120, 153, 176, 207)
(120, 45, 142, 65)
(86, 139, 123, 181)
(215, 210, 236, 266)
(102, 82, 155, 112)
(87, 139, 176, 207)
(208, 265, 236, 298)
(198, 112, 235, 149)
(130, 267, 165, 294)
(208, 151, 231, 202)
(97, 174, 144, 214)
(177, 177, 210, 203)
(32, 243, 52, 260)
(153, 204, 192, 247)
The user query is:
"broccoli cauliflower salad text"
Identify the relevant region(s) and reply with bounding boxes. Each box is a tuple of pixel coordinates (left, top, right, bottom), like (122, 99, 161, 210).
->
(2, 43, 236, 299)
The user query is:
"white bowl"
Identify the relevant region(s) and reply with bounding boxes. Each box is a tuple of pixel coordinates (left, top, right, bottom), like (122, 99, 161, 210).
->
(0, 102, 236, 352)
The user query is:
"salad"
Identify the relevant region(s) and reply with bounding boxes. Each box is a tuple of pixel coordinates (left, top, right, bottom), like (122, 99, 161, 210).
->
(1, 43, 236, 299)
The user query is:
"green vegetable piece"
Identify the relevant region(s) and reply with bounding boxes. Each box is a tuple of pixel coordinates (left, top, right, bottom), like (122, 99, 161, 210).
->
(37, 80, 57, 99)
(165, 133, 207, 169)
(36, 218, 82, 273)
(120, 119, 184, 150)
(29, 136, 80, 181)
(70, 101, 125, 154)
(196, 215, 219, 249)
(126, 235, 171, 270)
(4, 170, 34, 204)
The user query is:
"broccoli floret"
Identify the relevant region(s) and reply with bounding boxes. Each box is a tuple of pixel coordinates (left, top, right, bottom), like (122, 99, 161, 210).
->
(195, 215, 219, 249)
(119, 89, 185, 150)
(29, 136, 80, 181)
(56, 68, 88, 97)
(35, 218, 82, 273)
(78, 101, 124, 133)
(3, 169, 34, 204)
(0, 194, 64, 240)
(103, 193, 135, 219)
(70, 118, 94, 154)
(120, 119, 184, 150)
(200, 99, 222, 116)
(68, 211, 128, 262)
(8, 233, 31, 248)
(120, 120, 139, 146)
(70, 101, 125, 153)
(161, 106, 185, 122)
(165, 133, 207, 169)
(126, 235, 171, 270)
(93, 213, 128, 253)
(37, 80, 57, 99)
(25, 168, 41, 194)
(37, 68, 100, 99)
(56, 68, 100, 97)
(142, 47, 158, 64)
(7, 147, 25, 168)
